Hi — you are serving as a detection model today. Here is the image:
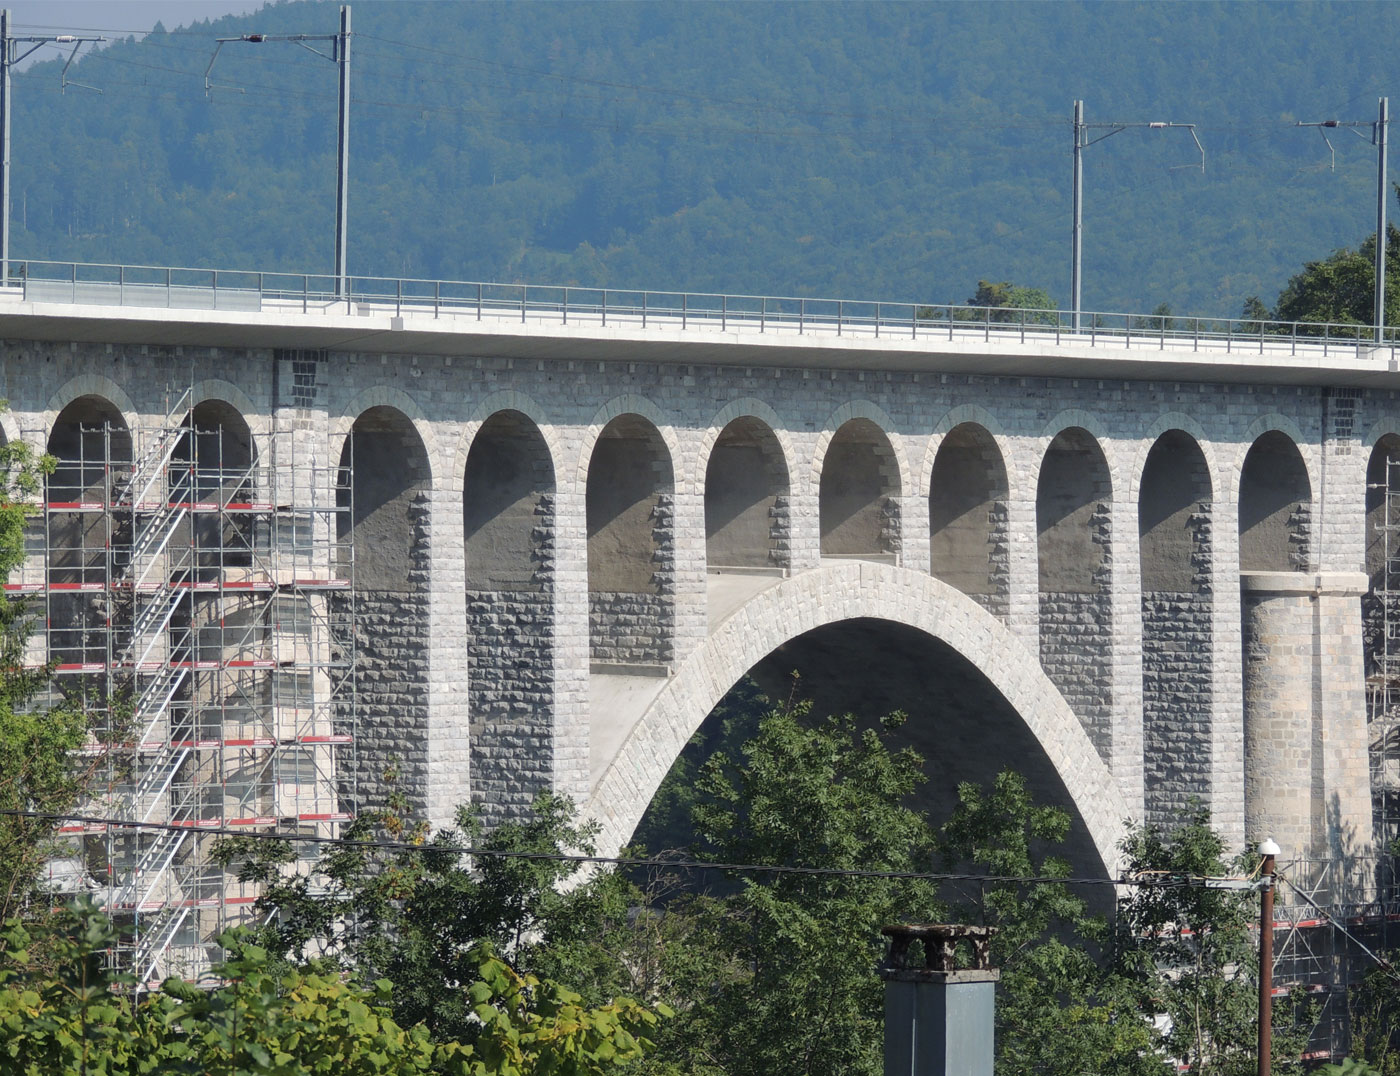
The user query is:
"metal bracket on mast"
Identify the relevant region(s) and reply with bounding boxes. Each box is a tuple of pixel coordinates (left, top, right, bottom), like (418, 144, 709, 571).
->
(1070, 100, 1204, 332)
(202, 7, 351, 298)
(0, 10, 106, 285)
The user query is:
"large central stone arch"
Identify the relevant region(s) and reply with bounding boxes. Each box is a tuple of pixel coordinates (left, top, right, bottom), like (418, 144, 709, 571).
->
(584, 561, 1130, 874)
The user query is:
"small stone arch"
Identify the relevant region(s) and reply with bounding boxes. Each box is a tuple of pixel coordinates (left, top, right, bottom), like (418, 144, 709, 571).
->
(190, 378, 258, 424)
(1138, 429, 1214, 829)
(703, 415, 791, 572)
(1227, 413, 1316, 506)
(810, 400, 910, 495)
(586, 412, 676, 669)
(1238, 430, 1311, 573)
(1364, 419, 1400, 452)
(920, 404, 1011, 501)
(1125, 412, 1218, 499)
(464, 408, 558, 821)
(46, 395, 134, 671)
(453, 390, 560, 496)
(332, 386, 438, 487)
(818, 417, 903, 561)
(191, 379, 267, 464)
(337, 404, 434, 813)
(577, 395, 680, 489)
(1031, 409, 1120, 497)
(584, 562, 1129, 874)
(178, 399, 259, 582)
(44, 374, 136, 433)
(927, 421, 1009, 618)
(695, 398, 797, 500)
(1368, 433, 1400, 591)
(47, 394, 133, 503)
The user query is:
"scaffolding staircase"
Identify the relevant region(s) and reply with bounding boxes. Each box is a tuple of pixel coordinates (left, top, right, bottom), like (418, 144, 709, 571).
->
(36, 384, 355, 985)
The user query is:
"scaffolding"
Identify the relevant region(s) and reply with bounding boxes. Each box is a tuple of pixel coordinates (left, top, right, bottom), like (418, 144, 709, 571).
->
(1372, 457, 1400, 860)
(26, 385, 355, 985)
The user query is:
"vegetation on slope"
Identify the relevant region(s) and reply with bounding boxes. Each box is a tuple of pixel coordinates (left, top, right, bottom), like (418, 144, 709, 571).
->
(7, 0, 1400, 317)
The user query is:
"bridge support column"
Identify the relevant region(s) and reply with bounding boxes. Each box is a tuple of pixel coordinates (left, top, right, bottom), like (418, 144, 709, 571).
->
(1003, 481, 1040, 649)
(1241, 571, 1371, 865)
(670, 484, 708, 666)
(425, 483, 470, 831)
(551, 485, 592, 808)
(1108, 492, 1145, 821)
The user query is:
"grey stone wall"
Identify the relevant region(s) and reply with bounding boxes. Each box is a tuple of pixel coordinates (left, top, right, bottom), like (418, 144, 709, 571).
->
(985, 501, 1011, 620)
(769, 493, 793, 570)
(1142, 591, 1213, 827)
(338, 491, 432, 814)
(1039, 494, 1114, 759)
(590, 489, 674, 666)
(589, 592, 673, 666)
(1039, 589, 1114, 756)
(340, 587, 430, 812)
(466, 588, 554, 821)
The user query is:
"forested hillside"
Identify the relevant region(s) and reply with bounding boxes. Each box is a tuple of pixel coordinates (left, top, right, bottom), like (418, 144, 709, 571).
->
(9, 0, 1398, 318)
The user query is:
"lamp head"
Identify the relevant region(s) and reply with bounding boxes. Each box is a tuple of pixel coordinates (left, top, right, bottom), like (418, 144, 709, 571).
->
(1257, 838, 1281, 857)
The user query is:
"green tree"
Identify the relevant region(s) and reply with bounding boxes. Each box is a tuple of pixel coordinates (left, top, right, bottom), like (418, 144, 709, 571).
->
(0, 898, 665, 1075)
(939, 771, 1161, 1076)
(1271, 204, 1400, 335)
(964, 279, 1059, 324)
(216, 787, 647, 1048)
(1239, 294, 1274, 333)
(1133, 302, 1176, 333)
(1114, 811, 1312, 1076)
(1347, 958, 1400, 1075)
(650, 699, 944, 1076)
(0, 427, 105, 922)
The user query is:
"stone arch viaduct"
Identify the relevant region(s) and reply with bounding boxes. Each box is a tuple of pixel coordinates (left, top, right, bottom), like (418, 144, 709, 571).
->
(5, 290, 1398, 878)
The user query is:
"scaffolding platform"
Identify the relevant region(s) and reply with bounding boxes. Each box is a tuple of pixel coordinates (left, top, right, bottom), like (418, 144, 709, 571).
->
(32, 384, 356, 985)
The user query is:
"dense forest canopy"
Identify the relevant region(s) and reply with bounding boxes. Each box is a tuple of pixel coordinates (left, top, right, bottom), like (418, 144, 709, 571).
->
(7, 0, 1398, 318)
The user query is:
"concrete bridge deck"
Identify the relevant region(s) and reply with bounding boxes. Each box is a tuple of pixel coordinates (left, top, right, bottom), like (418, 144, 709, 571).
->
(2, 275, 1399, 388)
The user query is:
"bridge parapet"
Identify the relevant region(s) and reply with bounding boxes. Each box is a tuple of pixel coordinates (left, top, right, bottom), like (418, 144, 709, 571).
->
(5, 260, 1400, 388)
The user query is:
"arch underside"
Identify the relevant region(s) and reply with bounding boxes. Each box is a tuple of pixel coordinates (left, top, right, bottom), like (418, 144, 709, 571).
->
(585, 562, 1129, 877)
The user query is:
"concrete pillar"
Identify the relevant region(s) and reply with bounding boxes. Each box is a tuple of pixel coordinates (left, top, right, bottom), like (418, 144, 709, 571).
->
(881, 924, 999, 1076)
(1241, 571, 1372, 866)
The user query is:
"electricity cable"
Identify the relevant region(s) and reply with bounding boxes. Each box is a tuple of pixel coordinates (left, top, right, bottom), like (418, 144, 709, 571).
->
(4, 808, 1251, 890)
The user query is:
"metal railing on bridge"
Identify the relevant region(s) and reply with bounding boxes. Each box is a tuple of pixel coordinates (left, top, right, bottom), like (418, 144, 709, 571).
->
(7, 258, 1399, 362)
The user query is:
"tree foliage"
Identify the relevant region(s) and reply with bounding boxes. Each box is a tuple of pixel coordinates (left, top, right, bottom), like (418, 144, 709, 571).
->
(214, 787, 645, 1048)
(1114, 810, 1311, 1076)
(0, 899, 666, 1075)
(7, 669, 1331, 1075)
(964, 279, 1059, 323)
(655, 700, 944, 1076)
(1251, 189, 1400, 335)
(11, 3, 1400, 317)
(0, 426, 106, 923)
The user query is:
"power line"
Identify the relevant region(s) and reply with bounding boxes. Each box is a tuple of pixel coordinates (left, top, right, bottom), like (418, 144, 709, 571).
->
(5, 808, 1243, 890)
